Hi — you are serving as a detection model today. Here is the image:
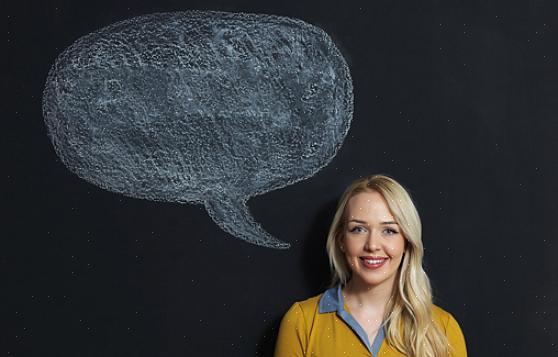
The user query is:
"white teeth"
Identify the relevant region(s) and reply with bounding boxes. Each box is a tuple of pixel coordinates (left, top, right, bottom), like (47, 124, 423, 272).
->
(364, 259, 385, 265)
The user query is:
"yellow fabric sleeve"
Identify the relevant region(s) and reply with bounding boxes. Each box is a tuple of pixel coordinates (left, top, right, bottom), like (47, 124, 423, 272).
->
(274, 302, 308, 357)
(446, 313, 468, 357)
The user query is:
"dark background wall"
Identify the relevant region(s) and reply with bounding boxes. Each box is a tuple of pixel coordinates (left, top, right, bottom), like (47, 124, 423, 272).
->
(4, 0, 557, 356)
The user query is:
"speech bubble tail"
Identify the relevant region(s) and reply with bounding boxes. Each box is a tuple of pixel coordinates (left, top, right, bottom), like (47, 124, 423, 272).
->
(204, 197, 290, 249)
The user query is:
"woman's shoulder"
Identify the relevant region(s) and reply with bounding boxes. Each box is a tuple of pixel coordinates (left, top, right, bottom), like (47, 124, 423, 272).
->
(285, 292, 324, 316)
(299, 292, 324, 308)
(431, 304, 465, 335)
(431, 304, 468, 356)
(281, 288, 336, 324)
(278, 292, 325, 336)
(432, 304, 452, 321)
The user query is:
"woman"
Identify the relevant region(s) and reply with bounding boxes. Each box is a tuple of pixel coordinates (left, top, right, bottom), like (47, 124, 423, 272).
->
(274, 174, 467, 357)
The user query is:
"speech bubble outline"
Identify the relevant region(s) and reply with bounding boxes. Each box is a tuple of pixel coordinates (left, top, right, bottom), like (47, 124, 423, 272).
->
(43, 11, 353, 249)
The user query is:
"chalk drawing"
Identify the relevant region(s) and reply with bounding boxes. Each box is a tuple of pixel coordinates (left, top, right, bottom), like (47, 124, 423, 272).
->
(43, 11, 353, 249)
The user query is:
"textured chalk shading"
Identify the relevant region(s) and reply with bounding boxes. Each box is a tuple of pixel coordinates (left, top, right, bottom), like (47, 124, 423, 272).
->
(43, 11, 353, 249)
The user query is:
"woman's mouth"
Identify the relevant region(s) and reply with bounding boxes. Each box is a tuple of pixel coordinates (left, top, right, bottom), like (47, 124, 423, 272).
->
(360, 257, 388, 269)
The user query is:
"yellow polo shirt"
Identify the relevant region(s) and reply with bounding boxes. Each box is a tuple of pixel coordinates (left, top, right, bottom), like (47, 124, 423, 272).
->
(274, 285, 467, 357)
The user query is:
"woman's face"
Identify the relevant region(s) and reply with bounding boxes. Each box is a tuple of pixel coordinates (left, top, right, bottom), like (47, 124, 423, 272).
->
(341, 190, 406, 289)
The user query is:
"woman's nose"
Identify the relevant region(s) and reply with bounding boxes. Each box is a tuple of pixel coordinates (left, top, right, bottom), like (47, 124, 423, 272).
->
(364, 229, 381, 251)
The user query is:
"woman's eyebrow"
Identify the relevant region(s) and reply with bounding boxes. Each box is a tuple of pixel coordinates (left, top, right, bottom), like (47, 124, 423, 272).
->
(348, 220, 399, 225)
(347, 219, 368, 224)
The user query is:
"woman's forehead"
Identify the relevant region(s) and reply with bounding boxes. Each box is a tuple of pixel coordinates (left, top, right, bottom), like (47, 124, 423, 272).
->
(345, 191, 395, 221)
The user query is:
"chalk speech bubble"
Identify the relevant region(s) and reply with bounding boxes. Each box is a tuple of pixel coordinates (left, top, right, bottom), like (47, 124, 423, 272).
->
(43, 11, 353, 249)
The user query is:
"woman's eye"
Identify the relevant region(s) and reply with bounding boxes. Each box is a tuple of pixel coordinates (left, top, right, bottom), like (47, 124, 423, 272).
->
(349, 226, 366, 233)
(383, 227, 398, 235)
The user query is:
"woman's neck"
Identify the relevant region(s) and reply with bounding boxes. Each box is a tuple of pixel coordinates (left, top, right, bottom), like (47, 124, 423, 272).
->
(342, 277, 395, 313)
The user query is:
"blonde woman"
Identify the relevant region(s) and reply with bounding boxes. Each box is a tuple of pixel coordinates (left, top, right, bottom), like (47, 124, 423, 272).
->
(274, 174, 467, 357)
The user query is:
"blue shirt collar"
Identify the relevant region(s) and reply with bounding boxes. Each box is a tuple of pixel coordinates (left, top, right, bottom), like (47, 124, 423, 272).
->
(318, 284, 386, 356)
(318, 284, 344, 313)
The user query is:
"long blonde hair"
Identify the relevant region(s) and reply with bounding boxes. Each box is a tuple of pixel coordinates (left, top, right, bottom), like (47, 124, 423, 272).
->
(325, 174, 451, 357)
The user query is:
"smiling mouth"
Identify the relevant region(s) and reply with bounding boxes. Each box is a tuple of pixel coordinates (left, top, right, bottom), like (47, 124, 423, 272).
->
(360, 257, 388, 268)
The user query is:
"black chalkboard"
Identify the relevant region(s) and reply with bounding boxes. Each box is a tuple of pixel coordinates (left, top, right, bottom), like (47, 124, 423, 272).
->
(4, 0, 557, 356)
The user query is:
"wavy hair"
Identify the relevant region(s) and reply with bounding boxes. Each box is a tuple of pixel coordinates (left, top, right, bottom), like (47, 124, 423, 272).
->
(325, 174, 451, 357)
